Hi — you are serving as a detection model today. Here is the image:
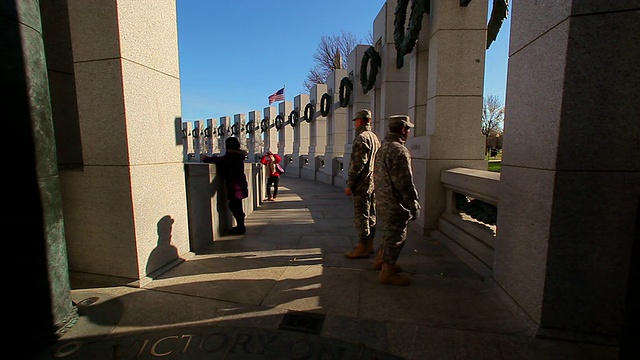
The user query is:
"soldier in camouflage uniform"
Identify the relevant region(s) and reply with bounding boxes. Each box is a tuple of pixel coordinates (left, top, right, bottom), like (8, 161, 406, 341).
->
(344, 109, 381, 259)
(373, 115, 421, 286)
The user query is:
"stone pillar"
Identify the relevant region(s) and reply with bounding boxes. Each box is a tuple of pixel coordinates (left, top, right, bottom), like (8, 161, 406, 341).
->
(371, 0, 410, 139)
(247, 110, 262, 162)
(290, 93, 310, 177)
(194, 119, 206, 158)
(262, 106, 277, 153)
(406, 13, 429, 138)
(212, 119, 221, 153)
(62, 0, 189, 285)
(318, 69, 348, 185)
(341, 44, 374, 185)
(347, 44, 375, 142)
(205, 118, 217, 155)
(408, 0, 488, 232)
(301, 83, 328, 181)
(5, 0, 76, 350)
(277, 100, 294, 162)
(182, 121, 194, 162)
(493, 1, 639, 345)
(233, 113, 247, 150)
(218, 115, 232, 152)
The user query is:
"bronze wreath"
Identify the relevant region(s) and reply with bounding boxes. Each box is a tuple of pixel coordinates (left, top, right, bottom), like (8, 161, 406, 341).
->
(320, 93, 331, 117)
(191, 128, 199, 138)
(304, 103, 315, 122)
(338, 76, 353, 108)
(394, 0, 430, 69)
(275, 114, 284, 130)
(231, 123, 240, 136)
(246, 121, 255, 133)
(289, 109, 300, 127)
(216, 125, 225, 136)
(260, 118, 269, 132)
(360, 46, 381, 94)
(204, 126, 212, 138)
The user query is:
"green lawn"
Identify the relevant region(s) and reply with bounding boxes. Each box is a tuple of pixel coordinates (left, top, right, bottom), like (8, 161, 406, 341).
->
(486, 150, 502, 172)
(488, 161, 501, 172)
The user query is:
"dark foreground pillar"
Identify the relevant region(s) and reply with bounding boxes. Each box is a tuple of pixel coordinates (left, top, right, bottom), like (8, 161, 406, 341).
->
(2, 0, 76, 355)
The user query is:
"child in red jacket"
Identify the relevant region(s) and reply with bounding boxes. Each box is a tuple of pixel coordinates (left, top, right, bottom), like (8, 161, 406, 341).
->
(260, 151, 282, 201)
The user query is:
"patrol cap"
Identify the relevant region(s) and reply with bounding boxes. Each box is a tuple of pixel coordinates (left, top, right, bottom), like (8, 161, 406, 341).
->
(388, 114, 414, 128)
(353, 108, 372, 121)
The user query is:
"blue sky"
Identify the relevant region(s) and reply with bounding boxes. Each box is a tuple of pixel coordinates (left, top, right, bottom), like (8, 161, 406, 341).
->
(177, 0, 510, 122)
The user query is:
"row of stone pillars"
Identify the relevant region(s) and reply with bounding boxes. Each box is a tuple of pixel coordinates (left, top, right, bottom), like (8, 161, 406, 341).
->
(183, 0, 488, 236)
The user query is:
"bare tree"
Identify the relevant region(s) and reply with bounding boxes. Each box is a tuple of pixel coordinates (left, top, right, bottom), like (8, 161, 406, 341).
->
(303, 30, 367, 93)
(481, 95, 505, 154)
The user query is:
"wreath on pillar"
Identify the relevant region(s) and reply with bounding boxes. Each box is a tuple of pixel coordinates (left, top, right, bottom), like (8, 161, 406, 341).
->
(260, 118, 269, 132)
(394, 0, 430, 69)
(486, 0, 509, 49)
(338, 76, 353, 108)
(204, 126, 213, 138)
(360, 46, 381, 94)
(246, 121, 255, 133)
(320, 93, 331, 117)
(289, 109, 300, 127)
(192, 128, 200, 138)
(231, 123, 240, 136)
(304, 103, 315, 123)
(275, 114, 284, 130)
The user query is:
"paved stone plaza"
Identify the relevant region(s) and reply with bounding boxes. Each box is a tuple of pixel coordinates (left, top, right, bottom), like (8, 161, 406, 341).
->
(31, 177, 619, 360)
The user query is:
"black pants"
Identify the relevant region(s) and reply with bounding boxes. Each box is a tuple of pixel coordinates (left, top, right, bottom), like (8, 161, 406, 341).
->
(266, 176, 279, 198)
(228, 199, 244, 219)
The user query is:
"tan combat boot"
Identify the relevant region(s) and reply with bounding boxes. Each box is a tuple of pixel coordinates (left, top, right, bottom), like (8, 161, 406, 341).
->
(344, 242, 370, 259)
(365, 235, 374, 254)
(379, 263, 411, 286)
(373, 249, 402, 272)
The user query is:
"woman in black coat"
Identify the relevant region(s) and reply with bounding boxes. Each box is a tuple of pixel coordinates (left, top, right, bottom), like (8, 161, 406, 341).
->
(201, 137, 249, 234)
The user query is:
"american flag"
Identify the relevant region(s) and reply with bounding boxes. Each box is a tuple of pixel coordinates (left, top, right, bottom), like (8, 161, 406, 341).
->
(268, 87, 285, 104)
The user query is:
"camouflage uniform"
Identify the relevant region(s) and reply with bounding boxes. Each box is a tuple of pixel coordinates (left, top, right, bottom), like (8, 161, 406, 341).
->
(347, 121, 380, 243)
(374, 123, 420, 265)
